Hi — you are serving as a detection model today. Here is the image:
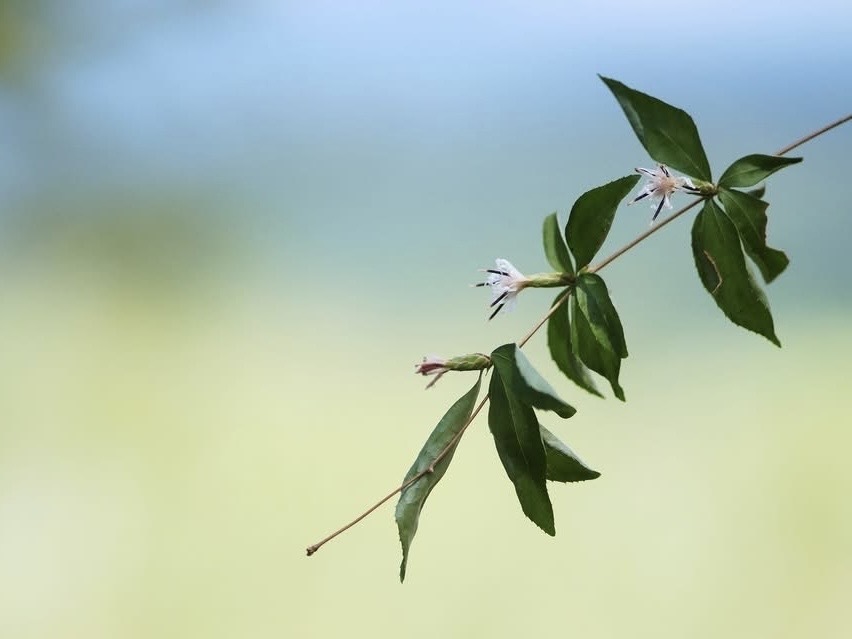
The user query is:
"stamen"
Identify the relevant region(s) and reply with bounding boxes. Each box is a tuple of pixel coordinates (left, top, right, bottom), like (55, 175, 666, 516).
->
(631, 192, 650, 203)
(652, 198, 665, 221)
(660, 164, 670, 177)
(488, 304, 504, 321)
(424, 370, 446, 389)
(490, 290, 509, 308)
(485, 269, 510, 276)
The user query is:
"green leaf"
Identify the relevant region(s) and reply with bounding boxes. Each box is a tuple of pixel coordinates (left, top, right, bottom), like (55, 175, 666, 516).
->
(570, 294, 625, 401)
(491, 344, 575, 418)
(718, 188, 789, 283)
(718, 154, 802, 188)
(541, 425, 601, 482)
(575, 273, 628, 358)
(543, 212, 574, 274)
(691, 199, 780, 346)
(600, 76, 712, 181)
(488, 361, 555, 536)
(565, 175, 640, 269)
(546, 291, 602, 397)
(395, 375, 481, 582)
(747, 185, 766, 199)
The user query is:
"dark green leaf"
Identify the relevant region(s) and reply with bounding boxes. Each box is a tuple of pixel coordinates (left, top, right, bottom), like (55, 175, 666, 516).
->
(691, 199, 780, 346)
(543, 212, 574, 274)
(718, 154, 802, 188)
(491, 343, 576, 418)
(395, 375, 481, 582)
(488, 361, 554, 535)
(541, 425, 601, 482)
(747, 185, 766, 199)
(600, 76, 712, 181)
(565, 175, 640, 269)
(718, 188, 789, 283)
(570, 295, 625, 401)
(575, 273, 628, 358)
(546, 291, 602, 397)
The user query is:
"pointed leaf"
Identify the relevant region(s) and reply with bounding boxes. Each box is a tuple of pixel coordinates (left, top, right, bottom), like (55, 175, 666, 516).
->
(718, 188, 789, 283)
(565, 175, 640, 268)
(488, 361, 554, 535)
(600, 76, 711, 181)
(546, 291, 602, 397)
(541, 425, 601, 482)
(395, 375, 481, 582)
(570, 294, 625, 401)
(747, 185, 766, 199)
(575, 273, 628, 358)
(491, 343, 576, 418)
(718, 154, 802, 188)
(543, 212, 574, 274)
(691, 199, 780, 346)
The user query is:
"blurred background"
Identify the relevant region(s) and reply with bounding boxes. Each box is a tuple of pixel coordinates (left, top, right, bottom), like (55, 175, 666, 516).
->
(1, 1, 850, 637)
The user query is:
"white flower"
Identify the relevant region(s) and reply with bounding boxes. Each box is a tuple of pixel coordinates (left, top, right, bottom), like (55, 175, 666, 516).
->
(630, 164, 699, 222)
(475, 258, 530, 320)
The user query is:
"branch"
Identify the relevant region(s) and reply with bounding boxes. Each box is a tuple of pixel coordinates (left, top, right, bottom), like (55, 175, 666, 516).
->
(305, 112, 851, 557)
(305, 293, 573, 556)
(306, 395, 489, 556)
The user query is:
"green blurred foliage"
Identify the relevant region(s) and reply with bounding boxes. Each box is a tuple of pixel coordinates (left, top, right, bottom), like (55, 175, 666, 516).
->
(6, 189, 245, 297)
(0, 1, 45, 78)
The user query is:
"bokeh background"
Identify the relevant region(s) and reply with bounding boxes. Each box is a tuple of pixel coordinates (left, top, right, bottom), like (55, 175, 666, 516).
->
(1, 1, 851, 637)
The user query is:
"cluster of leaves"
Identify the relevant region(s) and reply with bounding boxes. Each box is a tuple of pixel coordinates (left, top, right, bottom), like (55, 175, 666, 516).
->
(602, 77, 800, 345)
(396, 348, 598, 580)
(394, 76, 801, 582)
(544, 175, 637, 401)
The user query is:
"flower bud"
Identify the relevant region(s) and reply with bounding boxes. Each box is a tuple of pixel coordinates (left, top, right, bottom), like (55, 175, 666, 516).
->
(443, 353, 491, 372)
(414, 353, 492, 388)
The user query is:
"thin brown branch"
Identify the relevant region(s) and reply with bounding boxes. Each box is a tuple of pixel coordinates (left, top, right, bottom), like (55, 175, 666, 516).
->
(587, 198, 703, 274)
(306, 394, 489, 557)
(774, 113, 851, 156)
(305, 113, 851, 558)
(517, 289, 573, 348)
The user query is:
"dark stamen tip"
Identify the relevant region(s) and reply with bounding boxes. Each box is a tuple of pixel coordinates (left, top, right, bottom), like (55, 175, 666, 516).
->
(490, 290, 509, 308)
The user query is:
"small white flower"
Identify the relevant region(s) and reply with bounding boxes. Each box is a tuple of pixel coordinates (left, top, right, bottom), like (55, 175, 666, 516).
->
(475, 258, 530, 320)
(630, 164, 699, 222)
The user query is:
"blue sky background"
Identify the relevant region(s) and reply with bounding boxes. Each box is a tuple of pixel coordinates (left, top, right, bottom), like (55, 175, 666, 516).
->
(3, 1, 851, 308)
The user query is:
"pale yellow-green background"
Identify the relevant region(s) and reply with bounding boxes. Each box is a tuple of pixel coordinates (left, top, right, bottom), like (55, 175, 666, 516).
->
(1, 2, 851, 638)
